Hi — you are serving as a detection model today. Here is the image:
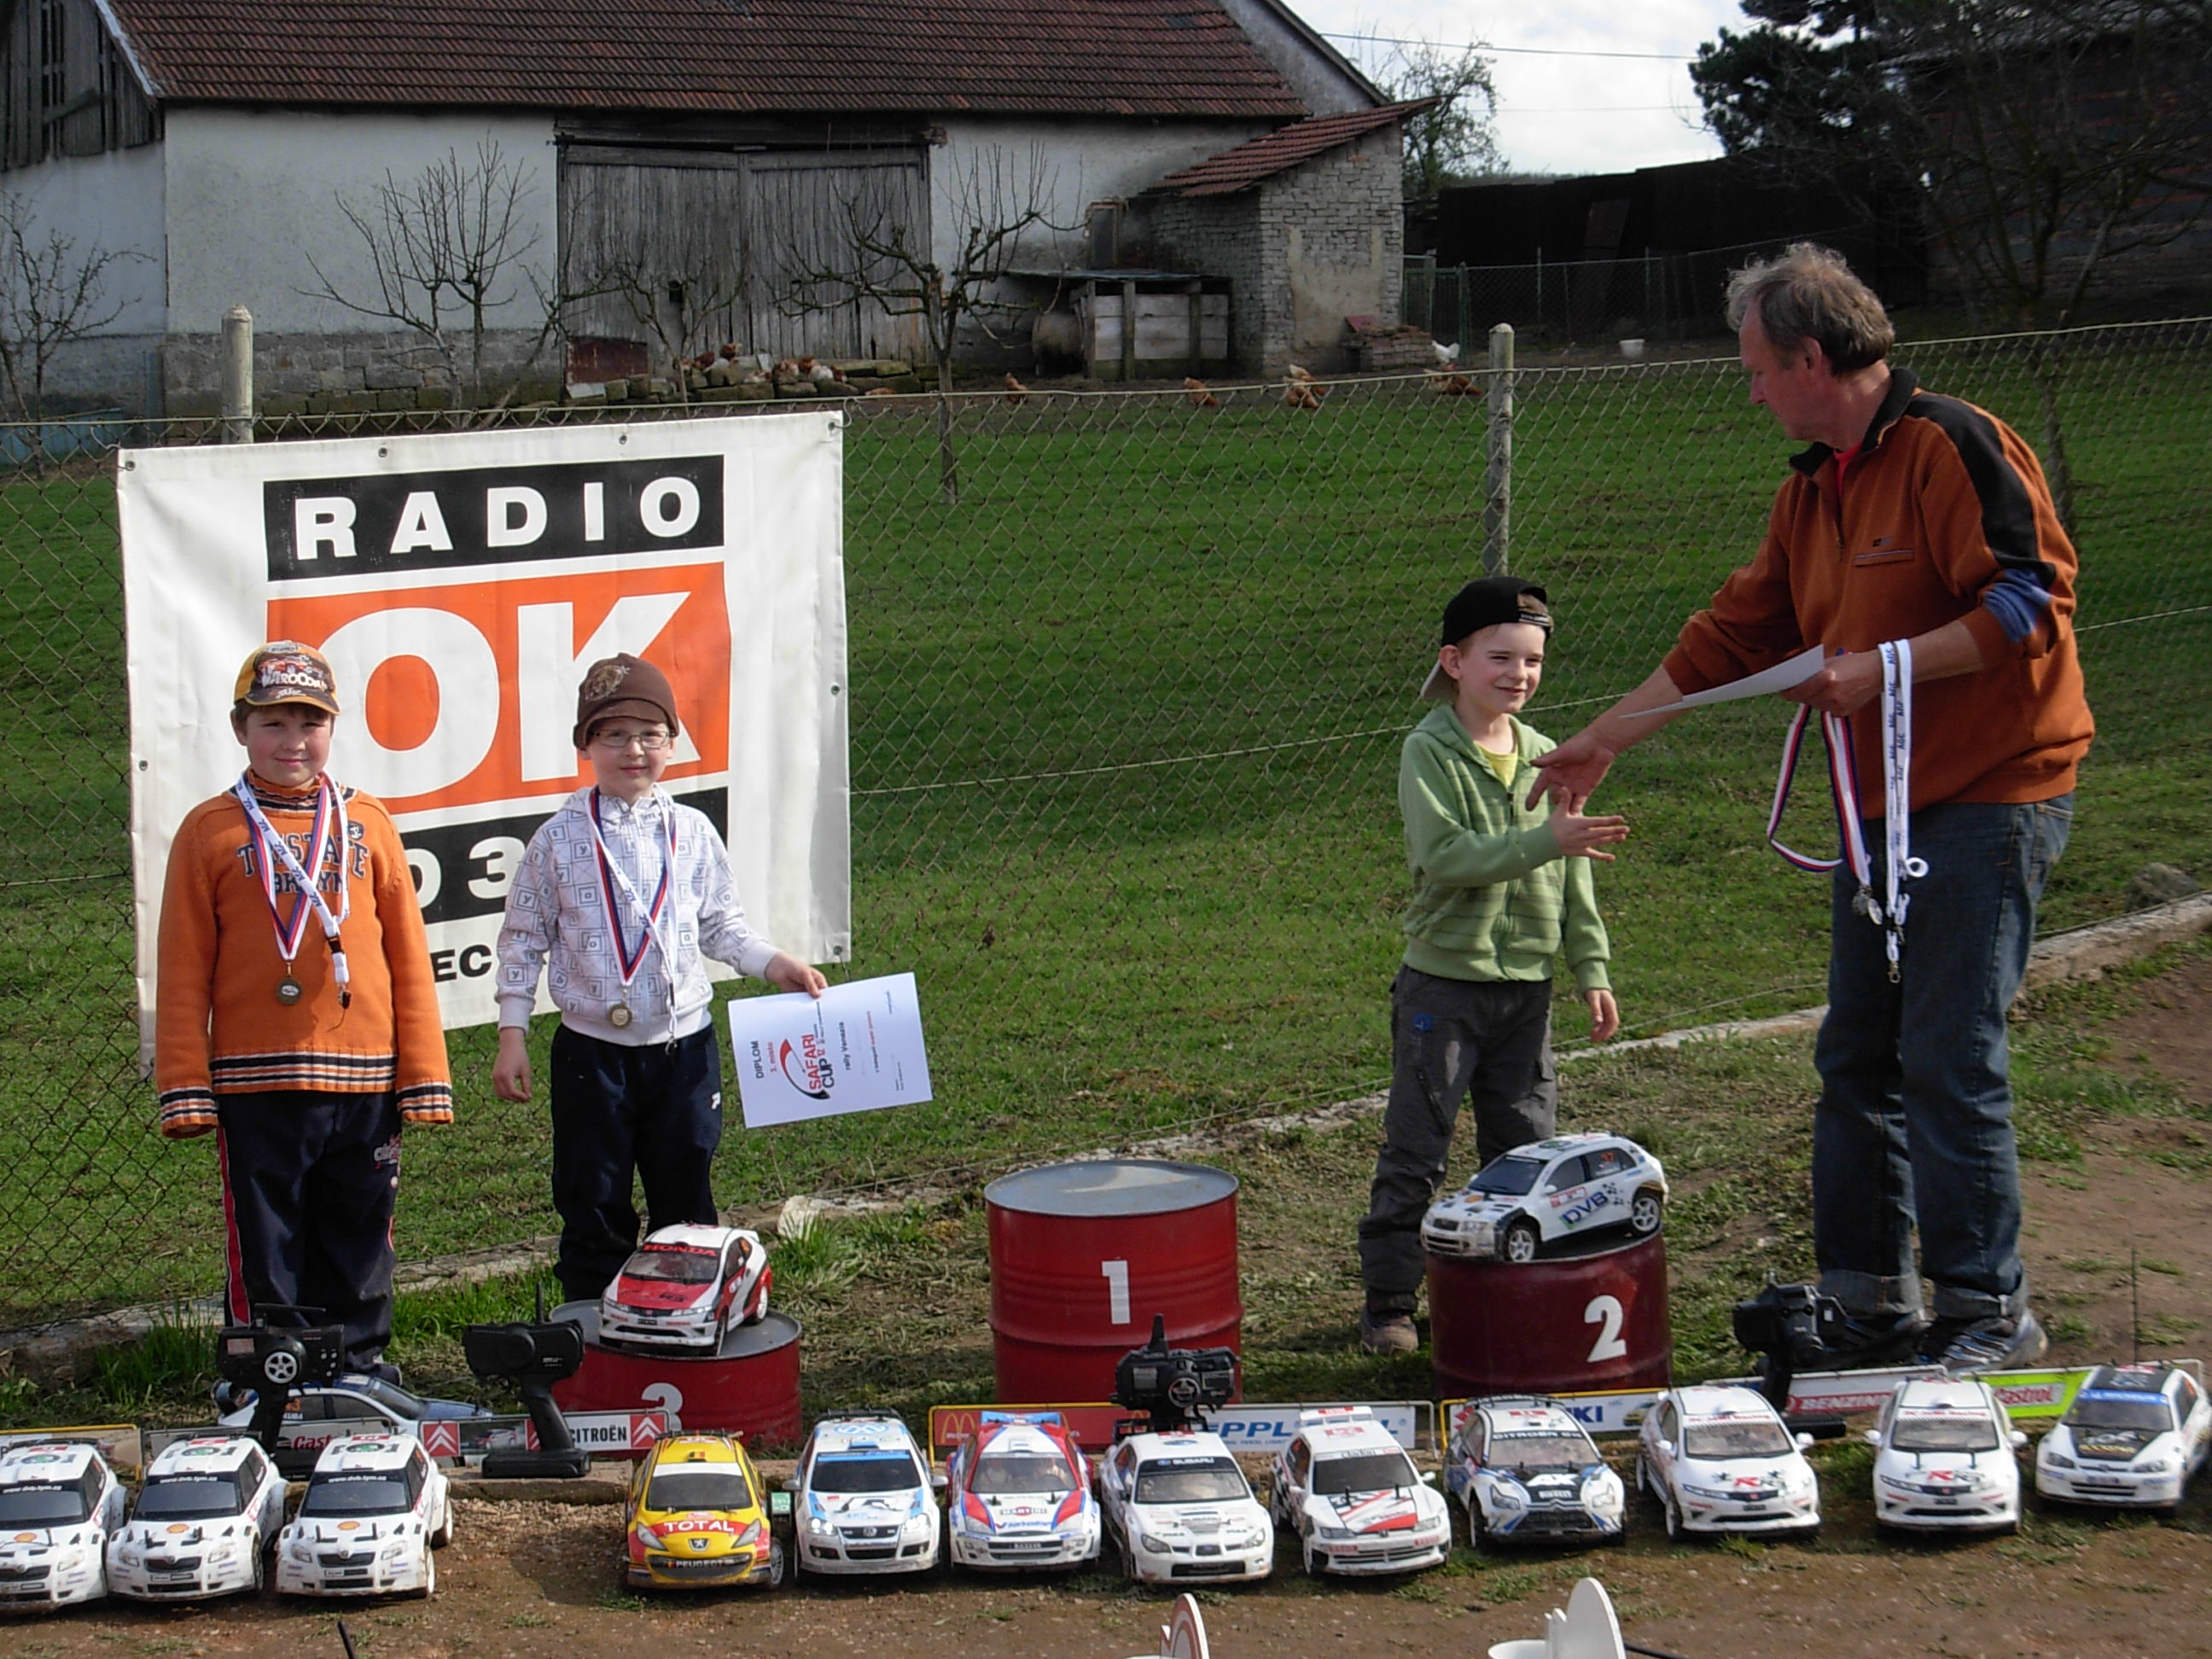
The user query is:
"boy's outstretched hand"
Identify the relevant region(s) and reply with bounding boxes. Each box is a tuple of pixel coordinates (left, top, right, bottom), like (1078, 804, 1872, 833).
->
(767, 953, 829, 997)
(1549, 797, 1631, 861)
(492, 1027, 533, 1103)
(1583, 987, 1620, 1044)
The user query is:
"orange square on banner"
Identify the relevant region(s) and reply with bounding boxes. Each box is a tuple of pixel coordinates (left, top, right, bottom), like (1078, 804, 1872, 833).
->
(267, 565, 731, 816)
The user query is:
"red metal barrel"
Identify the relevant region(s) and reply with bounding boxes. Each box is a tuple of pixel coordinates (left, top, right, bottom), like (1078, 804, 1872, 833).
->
(552, 1303, 805, 1452)
(1426, 1234, 1672, 1398)
(987, 1159, 1243, 1406)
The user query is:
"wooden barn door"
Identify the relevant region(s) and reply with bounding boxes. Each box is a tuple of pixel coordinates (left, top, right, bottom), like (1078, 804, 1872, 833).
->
(559, 144, 927, 366)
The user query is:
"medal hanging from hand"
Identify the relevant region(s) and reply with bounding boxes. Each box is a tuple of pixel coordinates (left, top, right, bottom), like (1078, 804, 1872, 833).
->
(587, 789, 675, 1028)
(233, 775, 352, 1007)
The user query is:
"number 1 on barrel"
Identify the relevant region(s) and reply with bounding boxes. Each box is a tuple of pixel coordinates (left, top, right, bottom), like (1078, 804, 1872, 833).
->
(1101, 1259, 1131, 1324)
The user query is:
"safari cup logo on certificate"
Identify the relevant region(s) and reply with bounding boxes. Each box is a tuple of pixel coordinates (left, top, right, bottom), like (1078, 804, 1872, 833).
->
(729, 973, 933, 1128)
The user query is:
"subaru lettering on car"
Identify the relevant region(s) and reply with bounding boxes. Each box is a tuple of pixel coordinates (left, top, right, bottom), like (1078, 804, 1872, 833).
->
(1447, 1397, 1626, 1548)
(1102, 1431, 1273, 1585)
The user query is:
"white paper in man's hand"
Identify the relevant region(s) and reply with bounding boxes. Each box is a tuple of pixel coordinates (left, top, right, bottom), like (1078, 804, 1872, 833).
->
(1623, 644, 1827, 717)
(728, 972, 934, 1127)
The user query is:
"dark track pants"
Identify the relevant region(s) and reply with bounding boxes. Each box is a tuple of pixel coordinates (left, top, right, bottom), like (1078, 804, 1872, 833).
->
(217, 1090, 403, 1377)
(549, 1022, 725, 1302)
(1358, 969, 1557, 1314)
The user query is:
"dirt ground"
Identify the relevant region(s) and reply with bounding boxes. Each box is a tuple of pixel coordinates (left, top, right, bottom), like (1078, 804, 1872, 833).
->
(12, 953, 2212, 1659)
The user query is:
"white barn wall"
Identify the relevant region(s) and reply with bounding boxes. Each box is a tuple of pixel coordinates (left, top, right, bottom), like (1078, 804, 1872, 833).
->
(3, 144, 166, 332)
(163, 108, 559, 335)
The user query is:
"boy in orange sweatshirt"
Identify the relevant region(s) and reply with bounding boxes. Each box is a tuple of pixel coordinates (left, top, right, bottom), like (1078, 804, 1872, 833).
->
(155, 642, 451, 1378)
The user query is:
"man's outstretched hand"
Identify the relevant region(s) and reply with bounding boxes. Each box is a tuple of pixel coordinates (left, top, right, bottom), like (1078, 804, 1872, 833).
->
(1526, 731, 1617, 812)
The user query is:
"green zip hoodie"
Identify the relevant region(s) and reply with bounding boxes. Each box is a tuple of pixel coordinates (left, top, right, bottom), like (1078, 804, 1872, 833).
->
(1397, 705, 1610, 991)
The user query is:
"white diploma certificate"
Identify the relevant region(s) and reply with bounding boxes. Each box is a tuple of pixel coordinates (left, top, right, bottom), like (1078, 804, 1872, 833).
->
(1624, 644, 1827, 717)
(728, 972, 934, 1128)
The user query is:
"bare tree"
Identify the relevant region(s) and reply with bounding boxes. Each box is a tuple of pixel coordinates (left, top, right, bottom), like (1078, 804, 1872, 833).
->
(786, 143, 1069, 504)
(587, 221, 753, 400)
(304, 139, 576, 415)
(0, 190, 140, 426)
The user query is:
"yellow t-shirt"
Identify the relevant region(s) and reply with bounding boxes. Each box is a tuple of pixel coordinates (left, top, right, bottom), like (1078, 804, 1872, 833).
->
(1473, 744, 1518, 789)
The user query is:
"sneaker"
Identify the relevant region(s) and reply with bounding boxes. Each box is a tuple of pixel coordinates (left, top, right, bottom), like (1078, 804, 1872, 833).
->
(1925, 1309, 2047, 1374)
(1359, 1310, 1419, 1356)
(1810, 1309, 1930, 1371)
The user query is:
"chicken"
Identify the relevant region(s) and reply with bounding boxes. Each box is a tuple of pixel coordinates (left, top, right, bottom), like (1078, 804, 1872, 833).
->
(1184, 377, 1220, 408)
(1004, 373, 1030, 405)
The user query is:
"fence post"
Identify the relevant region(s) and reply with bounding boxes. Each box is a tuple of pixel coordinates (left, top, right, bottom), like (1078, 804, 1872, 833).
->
(220, 306, 254, 444)
(1484, 323, 1514, 575)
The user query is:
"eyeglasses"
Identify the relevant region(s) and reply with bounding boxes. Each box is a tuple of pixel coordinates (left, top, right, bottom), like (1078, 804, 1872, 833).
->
(591, 729, 672, 753)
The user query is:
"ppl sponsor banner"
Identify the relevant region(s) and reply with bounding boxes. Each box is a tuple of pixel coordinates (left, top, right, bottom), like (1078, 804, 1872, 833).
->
(924, 1400, 1431, 1458)
(119, 416, 849, 1040)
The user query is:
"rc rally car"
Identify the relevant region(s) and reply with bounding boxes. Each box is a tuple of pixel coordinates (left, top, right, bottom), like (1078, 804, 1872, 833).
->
(1422, 1133, 1667, 1264)
(791, 1411, 940, 1576)
(108, 1434, 287, 1600)
(0, 1440, 127, 1611)
(2035, 1363, 2212, 1511)
(624, 1431, 783, 1590)
(274, 1432, 451, 1598)
(945, 1412, 1100, 1572)
(1445, 1395, 1627, 1548)
(1638, 1384, 1820, 1539)
(599, 1224, 771, 1353)
(1269, 1406, 1448, 1575)
(1098, 1429, 1273, 1586)
(1866, 1377, 2023, 1532)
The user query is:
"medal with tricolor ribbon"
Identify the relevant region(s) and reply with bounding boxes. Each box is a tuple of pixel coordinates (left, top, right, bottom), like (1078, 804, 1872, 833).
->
(586, 788, 675, 1029)
(1765, 640, 1926, 980)
(232, 774, 352, 1007)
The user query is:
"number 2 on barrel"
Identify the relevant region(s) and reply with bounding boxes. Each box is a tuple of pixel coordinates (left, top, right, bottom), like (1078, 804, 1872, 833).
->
(1101, 1259, 1131, 1324)
(1584, 1294, 1627, 1363)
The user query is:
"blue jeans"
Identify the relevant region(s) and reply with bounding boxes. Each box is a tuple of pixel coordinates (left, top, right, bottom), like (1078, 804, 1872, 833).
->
(1812, 795, 2071, 1324)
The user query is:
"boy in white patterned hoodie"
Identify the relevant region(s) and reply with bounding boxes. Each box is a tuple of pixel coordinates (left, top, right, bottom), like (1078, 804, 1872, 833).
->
(492, 653, 825, 1300)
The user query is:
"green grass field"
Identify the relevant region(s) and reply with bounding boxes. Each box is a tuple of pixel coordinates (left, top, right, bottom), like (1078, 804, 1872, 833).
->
(0, 321, 2205, 1324)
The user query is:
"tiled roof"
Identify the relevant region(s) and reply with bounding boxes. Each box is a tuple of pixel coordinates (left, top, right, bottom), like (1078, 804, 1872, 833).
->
(1143, 98, 1431, 195)
(104, 0, 1309, 119)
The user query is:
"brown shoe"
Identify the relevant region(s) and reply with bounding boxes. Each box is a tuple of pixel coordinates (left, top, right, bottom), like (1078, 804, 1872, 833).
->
(1359, 1310, 1418, 1355)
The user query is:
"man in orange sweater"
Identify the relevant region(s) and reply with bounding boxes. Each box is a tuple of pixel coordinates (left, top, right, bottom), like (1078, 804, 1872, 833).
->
(1532, 245, 2091, 1376)
(156, 642, 452, 1379)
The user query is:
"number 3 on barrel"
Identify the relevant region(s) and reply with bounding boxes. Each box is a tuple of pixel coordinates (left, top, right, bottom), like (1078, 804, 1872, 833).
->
(1101, 1260, 1131, 1325)
(1584, 1294, 1627, 1363)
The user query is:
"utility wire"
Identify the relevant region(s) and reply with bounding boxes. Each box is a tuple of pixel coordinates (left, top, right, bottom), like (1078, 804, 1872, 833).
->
(1325, 31, 1698, 62)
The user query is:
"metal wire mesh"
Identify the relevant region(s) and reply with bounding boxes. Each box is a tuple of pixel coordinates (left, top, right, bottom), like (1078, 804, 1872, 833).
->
(1, 317, 2205, 1328)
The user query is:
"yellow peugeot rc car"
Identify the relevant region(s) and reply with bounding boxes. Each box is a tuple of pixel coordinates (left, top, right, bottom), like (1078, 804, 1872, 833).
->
(623, 1433, 785, 1590)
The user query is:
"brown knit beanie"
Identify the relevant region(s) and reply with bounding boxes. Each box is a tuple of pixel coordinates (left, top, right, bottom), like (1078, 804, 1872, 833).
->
(573, 654, 681, 749)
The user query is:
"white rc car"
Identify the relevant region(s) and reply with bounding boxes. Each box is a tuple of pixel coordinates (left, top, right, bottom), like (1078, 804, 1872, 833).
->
(1446, 1395, 1627, 1548)
(2036, 1363, 2212, 1511)
(1100, 1429, 1274, 1585)
(1866, 1377, 2024, 1532)
(0, 1440, 127, 1611)
(108, 1434, 287, 1600)
(1638, 1384, 1820, 1539)
(1269, 1406, 1448, 1575)
(599, 1224, 771, 1353)
(274, 1432, 452, 1598)
(792, 1411, 941, 1576)
(945, 1412, 1100, 1572)
(1422, 1133, 1668, 1264)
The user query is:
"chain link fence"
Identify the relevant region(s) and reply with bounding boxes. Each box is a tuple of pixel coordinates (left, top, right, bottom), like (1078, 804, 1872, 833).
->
(2, 317, 2206, 1330)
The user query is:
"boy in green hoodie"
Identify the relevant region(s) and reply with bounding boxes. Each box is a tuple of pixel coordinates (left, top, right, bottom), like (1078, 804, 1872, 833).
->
(1356, 576, 1629, 1354)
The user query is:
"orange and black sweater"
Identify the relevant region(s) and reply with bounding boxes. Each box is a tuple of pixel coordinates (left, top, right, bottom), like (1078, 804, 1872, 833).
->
(1663, 367, 2093, 816)
(154, 776, 453, 1138)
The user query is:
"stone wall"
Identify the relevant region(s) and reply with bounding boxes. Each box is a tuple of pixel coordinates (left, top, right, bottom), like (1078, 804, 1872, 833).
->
(1144, 195, 1265, 369)
(159, 327, 562, 418)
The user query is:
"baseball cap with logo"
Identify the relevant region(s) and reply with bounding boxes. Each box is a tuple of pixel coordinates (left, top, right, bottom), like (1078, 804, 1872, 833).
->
(1419, 577, 1552, 700)
(233, 641, 341, 715)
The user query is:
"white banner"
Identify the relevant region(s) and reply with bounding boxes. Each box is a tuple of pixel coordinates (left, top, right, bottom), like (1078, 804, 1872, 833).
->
(119, 414, 849, 1046)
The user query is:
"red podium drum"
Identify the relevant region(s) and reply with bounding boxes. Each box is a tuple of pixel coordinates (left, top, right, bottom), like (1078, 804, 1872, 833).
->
(987, 1159, 1243, 1406)
(1426, 1233, 1672, 1398)
(551, 1301, 804, 1450)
